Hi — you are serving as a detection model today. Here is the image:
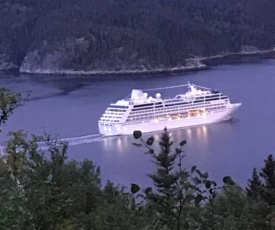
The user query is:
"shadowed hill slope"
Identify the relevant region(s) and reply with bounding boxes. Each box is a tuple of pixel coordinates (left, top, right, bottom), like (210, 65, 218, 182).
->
(0, 0, 274, 74)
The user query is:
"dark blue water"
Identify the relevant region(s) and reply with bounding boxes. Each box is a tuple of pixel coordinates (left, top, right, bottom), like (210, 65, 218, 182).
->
(1, 60, 275, 188)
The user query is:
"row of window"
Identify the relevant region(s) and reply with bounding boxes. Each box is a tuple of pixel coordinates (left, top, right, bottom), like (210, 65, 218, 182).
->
(128, 102, 224, 117)
(100, 119, 120, 122)
(100, 104, 227, 123)
(126, 105, 227, 122)
(100, 123, 114, 127)
(121, 120, 150, 126)
(208, 106, 226, 111)
(107, 108, 127, 112)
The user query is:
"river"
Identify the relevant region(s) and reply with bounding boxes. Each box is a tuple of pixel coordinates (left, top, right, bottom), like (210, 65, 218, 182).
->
(1, 59, 275, 188)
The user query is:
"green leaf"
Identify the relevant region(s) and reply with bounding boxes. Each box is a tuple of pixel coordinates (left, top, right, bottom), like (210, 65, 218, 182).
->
(1, 189, 8, 195)
(132, 143, 142, 147)
(131, 183, 140, 194)
(146, 149, 154, 154)
(163, 187, 170, 194)
(196, 169, 203, 177)
(191, 165, 197, 173)
(202, 172, 209, 179)
(145, 187, 152, 195)
(185, 194, 195, 202)
(46, 173, 53, 183)
(211, 181, 217, 187)
(180, 140, 187, 146)
(156, 212, 162, 218)
(176, 148, 182, 154)
(146, 136, 154, 146)
(223, 176, 230, 183)
(133, 131, 142, 139)
(116, 218, 122, 224)
(184, 221, 190, 229)
(193, 177, 201, 184)
(205, 180, 211, 189)
(195, 194, 203, 206)
(106, 216, 115, 224)
(223, 176, 235, 185)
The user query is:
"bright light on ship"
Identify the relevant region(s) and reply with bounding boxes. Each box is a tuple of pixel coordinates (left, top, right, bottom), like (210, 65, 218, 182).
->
(98, 83, 241, 136)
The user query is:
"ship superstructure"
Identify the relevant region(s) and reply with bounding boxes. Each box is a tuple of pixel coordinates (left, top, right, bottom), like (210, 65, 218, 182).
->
(98, 83, 241, 136)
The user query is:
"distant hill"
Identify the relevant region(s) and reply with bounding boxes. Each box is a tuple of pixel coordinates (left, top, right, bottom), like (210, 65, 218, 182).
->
(0, 0, 275, 74)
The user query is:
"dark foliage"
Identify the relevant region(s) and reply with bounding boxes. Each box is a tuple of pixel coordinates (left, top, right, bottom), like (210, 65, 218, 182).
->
(4, 88, 275, 229)
(0, 0, 275, 71)
(247, 168, 262, 200)
(0, 88, 21, 132)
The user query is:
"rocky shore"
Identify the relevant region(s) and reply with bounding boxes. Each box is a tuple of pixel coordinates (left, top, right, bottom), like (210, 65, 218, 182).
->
(1, 48, 275, 76)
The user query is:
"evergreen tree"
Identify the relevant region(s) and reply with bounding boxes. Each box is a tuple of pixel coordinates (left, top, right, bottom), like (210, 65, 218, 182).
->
(247, 168, 262, 200)
(0, 88, 21, 132)
(260, 154, 275, 205)
(133, 128, 217, 230)
(246, 155, 275, 229)
(146, 128, 181, 227)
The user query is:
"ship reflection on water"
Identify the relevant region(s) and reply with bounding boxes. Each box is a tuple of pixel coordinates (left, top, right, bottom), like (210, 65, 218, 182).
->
(73, 119, 239, 187)
(102, 125, 210, 154)
(177, 125, 209, 144)
(102, 135, 131, 154)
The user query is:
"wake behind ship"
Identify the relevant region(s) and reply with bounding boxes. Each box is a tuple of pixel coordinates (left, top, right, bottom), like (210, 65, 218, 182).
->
(98, 83, 241, 136)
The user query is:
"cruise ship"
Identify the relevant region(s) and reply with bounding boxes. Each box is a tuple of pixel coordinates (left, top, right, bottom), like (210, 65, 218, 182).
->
(98, 83, 241, 136)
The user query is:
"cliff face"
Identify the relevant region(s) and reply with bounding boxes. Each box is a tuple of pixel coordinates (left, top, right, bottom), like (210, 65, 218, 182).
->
(1, 0, 275, 74)
(20, 50, 63, 74)
(20, 25, 174, 74)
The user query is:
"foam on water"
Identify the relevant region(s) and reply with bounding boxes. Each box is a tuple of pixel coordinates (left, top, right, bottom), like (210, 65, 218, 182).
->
(58, 133, 103, 144)
(38, 133, 106, 148)
(1, 133, 107, 153)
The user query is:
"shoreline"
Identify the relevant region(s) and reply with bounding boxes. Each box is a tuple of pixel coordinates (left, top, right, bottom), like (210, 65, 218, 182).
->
(19, 63, 209, 77)
(198, 49, 275, 66)
(1, 49, 275, 77)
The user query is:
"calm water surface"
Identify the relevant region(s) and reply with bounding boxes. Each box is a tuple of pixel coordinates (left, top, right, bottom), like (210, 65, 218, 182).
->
(1, 60, 275, 187)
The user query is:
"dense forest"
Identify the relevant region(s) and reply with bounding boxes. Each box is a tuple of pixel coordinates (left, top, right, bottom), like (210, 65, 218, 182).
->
(0, 0, 275, 74)
(2, 88, 275, 229)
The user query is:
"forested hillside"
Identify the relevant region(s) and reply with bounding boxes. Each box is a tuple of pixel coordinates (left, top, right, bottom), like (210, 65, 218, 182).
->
(0, 0, 275, 74)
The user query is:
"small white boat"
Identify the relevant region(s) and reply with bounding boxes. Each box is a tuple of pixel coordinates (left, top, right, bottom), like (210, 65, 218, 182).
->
(98, 83, 241, 136)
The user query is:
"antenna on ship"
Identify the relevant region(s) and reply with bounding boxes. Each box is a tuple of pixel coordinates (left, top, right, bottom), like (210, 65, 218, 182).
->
(142, 84, 189, 91)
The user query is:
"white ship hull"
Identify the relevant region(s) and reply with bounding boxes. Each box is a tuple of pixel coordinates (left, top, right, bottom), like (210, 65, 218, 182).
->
(99, 103, 241, 136)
